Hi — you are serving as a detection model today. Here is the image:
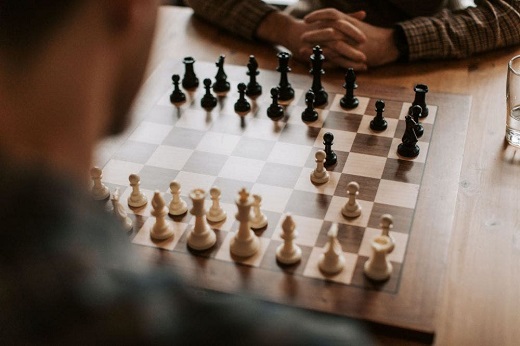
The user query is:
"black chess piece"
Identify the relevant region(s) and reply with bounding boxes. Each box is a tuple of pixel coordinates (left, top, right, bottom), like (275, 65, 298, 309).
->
(301, 90, 319, 122)
(245, 55, 262, 98)
(410, 84, 429, 118)
(170, 74, 186, 106)
(410, 104, 424, 138)
(267, 87, 284, 119)
(340, 68, 359, 109)
(234, 83, 251, 116)
(309, 45, 328, 107)
(323, 132, 337, 167)
(213, 55, 230, 95)
(200, 78, 217, 110)
(182, 56, 199, 90)
(276, 52, 295, 103)
(397, 115, 420, 158)
(370, 99, 387, 131)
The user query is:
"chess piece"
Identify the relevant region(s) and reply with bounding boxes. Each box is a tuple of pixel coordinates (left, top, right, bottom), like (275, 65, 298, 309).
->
(200, 78, 217, 110)
(370, 99, 388, 131)
(245, 55, 262, 98)
(182, 56, 199, 90)
(276, 214, 302, 265)
(90, 166, 110, 200)
(127, 173, 147, 208)
(206, 186, 226, 223)
(169, 74, 186, 106)
(380, 214, 395, 254)
(230, 188, 260, 257)
(309, 45, 328, 106)
(410, 83, 429, 118)
(409, 104, 424, 138)
(111, 188, 133, 232)
(397, 115, 420, 158)
(340, 68, 359, 109)
(318, 223, 345, 275)
(342, 181, 362, 218)
(301, 90, 318, 122)
(213, 55, 230, 96)
(234, 82, 251, 116)
(187, 189, 217, 250)
(323, 132, 337, 167)
(168, 180, 188, 216)
(249, 194, 268, 229)
(267, 87, 284, 119)
(363, 235, 393, 281)
(310, 150, 330, 184)
(150, 191, 174, 240)
(276, 51, 295, 104)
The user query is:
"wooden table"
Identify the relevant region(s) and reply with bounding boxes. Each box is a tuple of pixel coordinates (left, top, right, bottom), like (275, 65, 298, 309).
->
(146, 6, 520, 345)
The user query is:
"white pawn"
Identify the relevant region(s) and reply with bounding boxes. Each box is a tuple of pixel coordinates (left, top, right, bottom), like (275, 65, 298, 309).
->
(276, 214, 302, 265)
(90, 167, 110, 200)
(187, 189, 216, 250)
(127, 174, 147, 208)
(206, 186, 226, 223)
(150, 191, 174, 240)
(310, 150, 330, 184)
(341, 181, 362, 218)
(380, 214, 395, 253)
(364, 235, 393, 281)
(168, 180, 188, 216)
(111, 188, 133, 232)
(249, 194, 268, 229)
(230, 188, 260, 258)
(318, 223, 345, 275)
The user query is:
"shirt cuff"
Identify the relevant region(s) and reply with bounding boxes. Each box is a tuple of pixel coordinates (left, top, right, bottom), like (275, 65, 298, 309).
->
(233, 3, 278, 40)
(397, 17, 445, 61)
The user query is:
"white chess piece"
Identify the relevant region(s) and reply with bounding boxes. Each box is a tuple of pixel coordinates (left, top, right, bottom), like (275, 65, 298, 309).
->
(380, 214, 395, 254)
(127, 174, 148, 208)
(276, 214, 302, 264)
(111, 188, 133, 232)
(187, 189, 217, 250)
(318, 223, 345, 275)
(230, 188, 260, 257)
(150, 191, 174, 240)
(341, 181, 362, 218)
(168, 180, 188, 216)
(90, 167, 110, 200)
(310, 150, 330, 184)
(206, 186, 226, 223)
(249, 194, 268, 229)
(363, 235, 393, 281)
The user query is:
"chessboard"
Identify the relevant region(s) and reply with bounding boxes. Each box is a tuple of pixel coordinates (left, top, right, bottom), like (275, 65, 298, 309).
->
(96, 56, 471, 342)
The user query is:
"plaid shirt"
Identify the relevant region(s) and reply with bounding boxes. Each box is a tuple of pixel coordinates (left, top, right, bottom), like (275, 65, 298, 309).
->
(184, 0, 520, 61)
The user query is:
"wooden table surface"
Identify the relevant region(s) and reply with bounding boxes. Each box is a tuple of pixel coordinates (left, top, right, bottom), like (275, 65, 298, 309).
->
(146, 6, 520, 345)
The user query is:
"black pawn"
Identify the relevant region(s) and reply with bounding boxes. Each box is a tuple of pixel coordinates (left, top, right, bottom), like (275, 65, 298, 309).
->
(410, 105, 424, 138)
(170, 74, 186, 105)
(267, 87, 284, 119)
(410, 84, 429, 118)
(370, 99, 387, 131)
(234, 83, 251, 116)
(276, 52, 295, 103)
(302, 91, 318, 122)
(245, 55, 262, 98)
(182, 56, 199, 90)
(309, 45, 328, 106)
(200, 78, 217, 110)
(340, 68, 359, 109)
(397, 115, 420, 158)
(323, 132, 337, 167)
(213, 55, 230, 95)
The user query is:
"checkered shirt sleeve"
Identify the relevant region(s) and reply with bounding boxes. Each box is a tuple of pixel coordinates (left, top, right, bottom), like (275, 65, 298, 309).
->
(398, 0, 520, 61)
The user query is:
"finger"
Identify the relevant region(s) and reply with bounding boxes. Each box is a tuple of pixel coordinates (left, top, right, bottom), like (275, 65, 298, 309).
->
(301, 28, 344, 43)
(304, 8, 345, 22)
(329, 19, 366, 43)
(327, 55, 368, 71)
(301, 38, 367, 63)
(299, 45, 367, 68)
(348, 10, 366, 21)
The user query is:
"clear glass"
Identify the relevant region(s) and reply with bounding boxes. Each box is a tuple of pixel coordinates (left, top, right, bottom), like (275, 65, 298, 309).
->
(506, 55, 520, 147)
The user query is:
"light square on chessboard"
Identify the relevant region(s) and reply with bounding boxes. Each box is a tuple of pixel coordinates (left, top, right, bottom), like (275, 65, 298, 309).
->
(343, 152, 388, 179)
(267, 142, 313, 167)
(303, 247, 358, 285)
(138, 166, 179, 191)
(284, 88, 305, 108)
(350, 133, 393, 157)
(113, 141, 159, 164)
(399, 102, 437, 125)
(174, 171, 216, 198)
(365, 99, 404, 119)
(375, 179, 419, 209)
(218, 156, 265, 183)
(231, 137, 276, 161)
(388, 138, 429, 163)
(186, 201, 236, 232)
(357, 115, 399, 138)
(259, 240, 313, 276)
(304, 148, 349, 173)
(102, 159, 144, 186)
(143, 104, 179, 126)
(250, 183, 293, 213)
(335, 174, 380, 201)
(145, 145, 193, 170)
(313, 128, 356, 153)
(324, 197, 374, 227)
(119, 187, 155, 217)
(358, 227, 408, 263)
(257, 162, 303, 189)
(174, 108, 213, 131)
(195, 132, 241, 156)
(243, 117, 286, 141)
(329, 94, 369, 114)
(294, 167, 341, 196)
(212, 177, 254, 205)
(285, 105, 329, 128)
(214, 232, 270, 267)
(182, 151, 228, 176)
(132, 217, 188, 251)
(162, 127, 205, 150)
(278, 122, 321, 147)
(273, 214, 324, 247)
(128, 121, 173, 145)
